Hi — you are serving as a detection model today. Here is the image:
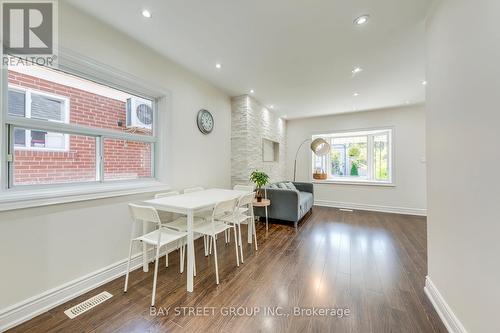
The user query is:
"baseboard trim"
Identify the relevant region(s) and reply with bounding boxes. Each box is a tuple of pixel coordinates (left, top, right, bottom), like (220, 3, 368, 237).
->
(424, 276, 468, 333)
(0, 246, 172, 332)
(314, 200, 427, 216)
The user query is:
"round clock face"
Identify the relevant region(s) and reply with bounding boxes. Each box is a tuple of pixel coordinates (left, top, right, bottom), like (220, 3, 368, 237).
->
(197, 109, 214, 134)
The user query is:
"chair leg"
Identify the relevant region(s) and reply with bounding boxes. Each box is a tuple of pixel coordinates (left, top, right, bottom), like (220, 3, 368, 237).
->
(224, 229, 228, 243)
(204, 235, 208, 256)
(165, 250, 169, 267)
(209, 235, 213, 255)
(233, 226, 240, 267)
(179, 240, 184, 273)
(213, 235, 219, 285)
(238, 224, 244, 263)
(124, 240, 134, 292)
(151, 244, 161, 307)
(183, 242, 187, 274)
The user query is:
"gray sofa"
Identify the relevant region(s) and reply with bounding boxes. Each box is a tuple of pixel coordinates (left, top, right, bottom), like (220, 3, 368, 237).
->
(254, 181, 314, 228)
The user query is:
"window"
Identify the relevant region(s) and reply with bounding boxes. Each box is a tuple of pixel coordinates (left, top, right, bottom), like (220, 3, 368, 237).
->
(3, 59, 157, 188)
(103, 138, 152, 181)
(312, 128, 393, 184)
(9, 87, 69, 151)
(12, 130, 98, 186)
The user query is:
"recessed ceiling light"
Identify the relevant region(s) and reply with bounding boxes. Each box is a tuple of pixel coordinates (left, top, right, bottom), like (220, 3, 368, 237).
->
(215, 63, 222, 69)
(269, 105, 274, 109)
(250, 89, 254, 94)
(352, 67, 363, 75)
(142, 9, 152, 18)
(354, 15, 370, 26)
(422, 80, 427, 86)
(353, 92, 360, 97)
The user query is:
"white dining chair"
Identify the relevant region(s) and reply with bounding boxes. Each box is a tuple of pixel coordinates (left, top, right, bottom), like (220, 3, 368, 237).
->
(183, 186, 205, 193)
(233, 184, 254, 192)
(154, 191, 204, 273)
(220, 192, 258, 263)
(183, 186, 230, 254)
(155, 190, 181, 199)
(232, 185, 254, 215)
(192, 198, 240, 284)
(124, 204, 187, 307)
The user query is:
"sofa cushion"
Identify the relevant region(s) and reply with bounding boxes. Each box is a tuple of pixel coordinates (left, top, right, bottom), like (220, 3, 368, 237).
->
(268, 183, 279, 189)
(283, 182, 297, 191)
(298, 191, 313, 217)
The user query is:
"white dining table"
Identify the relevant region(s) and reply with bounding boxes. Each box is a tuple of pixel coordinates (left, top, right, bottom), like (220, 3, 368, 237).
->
(142, 188, 249, 292)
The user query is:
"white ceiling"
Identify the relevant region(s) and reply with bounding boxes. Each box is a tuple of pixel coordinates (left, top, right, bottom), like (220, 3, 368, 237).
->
(65, 0, 431, 119)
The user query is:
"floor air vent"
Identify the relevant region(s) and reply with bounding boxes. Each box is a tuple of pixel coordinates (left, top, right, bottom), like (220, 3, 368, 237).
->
(64, 291, 113, 319)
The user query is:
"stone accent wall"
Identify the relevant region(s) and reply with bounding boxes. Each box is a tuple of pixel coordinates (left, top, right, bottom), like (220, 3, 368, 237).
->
(231, 95, 286, 186)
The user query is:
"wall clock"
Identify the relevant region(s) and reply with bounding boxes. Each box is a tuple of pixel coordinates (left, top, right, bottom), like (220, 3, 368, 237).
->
(197, 109, 214, 134)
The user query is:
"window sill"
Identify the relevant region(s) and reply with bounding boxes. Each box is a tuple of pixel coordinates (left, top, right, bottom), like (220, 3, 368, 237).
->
(312, 179, 395, 187)
(0, 180, 171, 212)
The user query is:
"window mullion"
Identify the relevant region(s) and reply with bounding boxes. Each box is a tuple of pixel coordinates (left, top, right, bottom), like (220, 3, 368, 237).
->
(367, 134, 374, 181)
(96, 136, 104, 183)
(150, 142, 155, 179)
(7, 125, 14, 189)
(326, 139, 332, 176)
(5, 115, 156, 143)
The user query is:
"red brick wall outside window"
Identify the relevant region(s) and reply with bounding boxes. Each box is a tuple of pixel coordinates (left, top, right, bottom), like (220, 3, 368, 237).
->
(8, 71, 152, 185)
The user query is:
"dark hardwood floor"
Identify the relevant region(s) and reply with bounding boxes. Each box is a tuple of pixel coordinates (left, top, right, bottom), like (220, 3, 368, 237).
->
(8, 207, 447, 333)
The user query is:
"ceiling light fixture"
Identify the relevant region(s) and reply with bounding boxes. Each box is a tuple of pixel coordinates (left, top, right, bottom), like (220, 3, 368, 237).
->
(269, 105, 274, 109)
(250, 89, 254, 94)
(142, 9, 152, 18)
(215, 63, 222, 69)
(354, 15, 370, 26)
(352, 67, 363, 75)
(422, 80, 427, 86)
(353, 92, 360, 97)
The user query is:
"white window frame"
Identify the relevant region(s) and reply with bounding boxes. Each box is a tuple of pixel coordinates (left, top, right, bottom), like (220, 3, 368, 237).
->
(312, 128, 394, 186)
(9, 85, 70, 152)
(1, 56, 161, 195)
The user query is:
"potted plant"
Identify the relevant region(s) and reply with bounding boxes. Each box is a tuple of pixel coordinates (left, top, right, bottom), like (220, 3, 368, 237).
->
(249, 170, 270, 202)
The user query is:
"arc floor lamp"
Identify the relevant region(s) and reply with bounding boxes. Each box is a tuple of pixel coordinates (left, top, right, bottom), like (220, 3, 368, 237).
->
(293, 137, 331, 181)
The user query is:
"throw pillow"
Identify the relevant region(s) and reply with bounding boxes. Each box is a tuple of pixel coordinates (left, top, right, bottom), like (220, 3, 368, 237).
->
(268, 183, 279, 189)
(278, 183, 288, 190)
(284, 182, 297, 191)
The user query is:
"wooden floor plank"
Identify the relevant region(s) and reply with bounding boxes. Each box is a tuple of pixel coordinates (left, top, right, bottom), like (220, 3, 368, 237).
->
(7, 207, 447, 333)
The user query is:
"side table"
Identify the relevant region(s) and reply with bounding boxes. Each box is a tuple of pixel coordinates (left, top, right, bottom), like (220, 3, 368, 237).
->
(253, 198, 271, 230)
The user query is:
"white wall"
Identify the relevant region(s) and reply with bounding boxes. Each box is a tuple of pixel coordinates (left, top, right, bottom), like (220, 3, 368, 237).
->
(286, 105, 426, 214)
(426, 0, 500, 332)
(0, 1, 231, 311)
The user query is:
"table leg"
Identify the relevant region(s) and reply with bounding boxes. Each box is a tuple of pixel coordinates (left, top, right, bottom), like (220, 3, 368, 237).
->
(186, 211, 194, 292)
(265, 206, 268, 231)
(142, 220, 148, 272)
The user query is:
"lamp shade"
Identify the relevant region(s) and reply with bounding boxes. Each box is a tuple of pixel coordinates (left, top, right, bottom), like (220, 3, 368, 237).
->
(310, 138, 330, 156)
